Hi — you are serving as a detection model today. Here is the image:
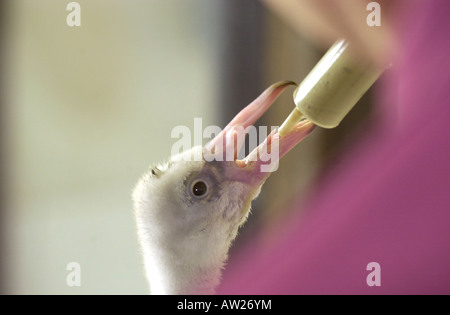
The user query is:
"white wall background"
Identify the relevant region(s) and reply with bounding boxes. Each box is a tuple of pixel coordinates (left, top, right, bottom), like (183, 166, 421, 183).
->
(4, 0, 223, 294)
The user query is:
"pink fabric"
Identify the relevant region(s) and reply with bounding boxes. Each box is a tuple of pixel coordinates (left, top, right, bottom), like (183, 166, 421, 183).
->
(218, 0, 450, 294)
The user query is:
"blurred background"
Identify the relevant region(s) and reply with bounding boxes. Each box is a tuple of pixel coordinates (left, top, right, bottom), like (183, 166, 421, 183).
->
(0, 0, 375, 294)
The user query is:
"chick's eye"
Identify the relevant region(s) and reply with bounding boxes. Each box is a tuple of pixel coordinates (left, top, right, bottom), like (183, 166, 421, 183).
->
(192, 180, 208, 197)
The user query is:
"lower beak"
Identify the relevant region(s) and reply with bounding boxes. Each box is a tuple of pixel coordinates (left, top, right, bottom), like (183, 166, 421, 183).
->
(204, 81, 315, 181)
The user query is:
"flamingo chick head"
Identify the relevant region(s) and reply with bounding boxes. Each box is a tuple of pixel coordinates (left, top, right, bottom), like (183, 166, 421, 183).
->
(132, 81, 314, 294)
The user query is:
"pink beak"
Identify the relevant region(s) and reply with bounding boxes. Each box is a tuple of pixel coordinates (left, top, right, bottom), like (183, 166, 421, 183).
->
(204, 81, 315, 182)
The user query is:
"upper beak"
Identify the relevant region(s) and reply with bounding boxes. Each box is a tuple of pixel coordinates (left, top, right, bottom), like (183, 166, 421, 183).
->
(204, 81, 315, 183)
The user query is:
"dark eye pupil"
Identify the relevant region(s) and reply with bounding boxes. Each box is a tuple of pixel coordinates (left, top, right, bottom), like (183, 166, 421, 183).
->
(193, 181, 207, 196)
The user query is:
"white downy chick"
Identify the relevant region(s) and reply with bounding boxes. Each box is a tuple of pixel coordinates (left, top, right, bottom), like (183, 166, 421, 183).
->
(133, 82, 314, 294)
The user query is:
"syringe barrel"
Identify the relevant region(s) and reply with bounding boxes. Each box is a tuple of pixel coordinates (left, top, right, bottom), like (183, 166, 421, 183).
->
(293, 39, 384, 128)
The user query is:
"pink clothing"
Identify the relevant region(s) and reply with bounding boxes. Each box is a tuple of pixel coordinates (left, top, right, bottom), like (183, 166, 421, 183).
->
(219, 0, 450, 294)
